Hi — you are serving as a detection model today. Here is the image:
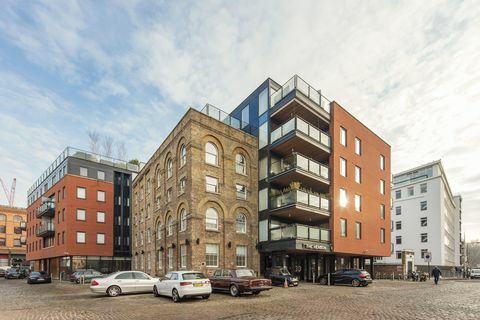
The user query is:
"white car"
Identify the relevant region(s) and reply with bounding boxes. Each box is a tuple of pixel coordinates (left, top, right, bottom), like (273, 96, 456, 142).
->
(90, 271, 158, 297)
(153, 271, 212, 302)
(470, 268, 480, 279)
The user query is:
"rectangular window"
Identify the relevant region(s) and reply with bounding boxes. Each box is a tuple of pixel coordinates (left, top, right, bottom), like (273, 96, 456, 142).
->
(355, 222, 362, 240)
(167, 188, 172, 202)
(421, 233, 428, 243)
(355, 137, 361, 155)
(395, 190, 401, 199)
(97, 211, 105, 223)
(179, 178, 186, 194)
(259, 123, 268, 149)
(168, 247, 174, 269)
(420, 201, 427, 211)
(339, 188, 347, 207)
(157, 251, 163, 270)
(396, 221, 402, 230)
(236, 184, 247, 200)
(206, 244, 219, 267)
(259, 88, 268, 115)
(395, 206, 401, 215)
(340, 219, 347, 237)
(407, 186, 414, 196)
(76, 209, 86, 221)
(340, 158, 347, 177)
(420, 183, 427, 193)
(241, 105, 249, 128)
(354, 194, 361, 212)
(380, 228, 385, 243)
(355, 166, 361, 183)
(380, 155, 385, 170)
(396, 251, 402, 259)
(421, 217, 427, 227)
(206, 176, 219, 193)
(340, 127, 347, 146)
(380, 180, 385, 195)
(97, 170, 105, 180)
(396, 236, 402, 245)
(236, 245, 247, 267)
(97, 233, 105, 244)
(380, 204, 385, 219)
(76, 187, 86, 199)
(80, 167, 88, 177)
(180, 244, 187, 268)
(259, 188, 268, 211)
(97, 190, 106, 202)
(76, 232, 86, 244)
(421, 249, 428, 259)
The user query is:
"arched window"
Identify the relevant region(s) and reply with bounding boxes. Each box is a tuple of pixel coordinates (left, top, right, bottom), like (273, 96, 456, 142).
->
(156, 170, 161, 188)
(205, 142, 218, 165)
(205, 208, 218, 230)
(167, 215, 174, 236)
(180, 144, 187, 167)
(236, 213, 247, 233)
(179, 209, 187, 231)
(13, 215, 23, 222)
(156, 223, 163, 240)
(0, 214, 6, 222)
(235, 154, 246, 175)
(167, 158, 173, 179)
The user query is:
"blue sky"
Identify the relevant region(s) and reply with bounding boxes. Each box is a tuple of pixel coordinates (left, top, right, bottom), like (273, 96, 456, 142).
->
(0, 0, 479, 240)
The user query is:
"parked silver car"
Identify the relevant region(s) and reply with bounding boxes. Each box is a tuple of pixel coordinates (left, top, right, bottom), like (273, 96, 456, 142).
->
(90, 271, 158, 297)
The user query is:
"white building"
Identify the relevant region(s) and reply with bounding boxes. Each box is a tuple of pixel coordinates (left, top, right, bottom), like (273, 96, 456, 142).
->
(379, 160, 462, 268)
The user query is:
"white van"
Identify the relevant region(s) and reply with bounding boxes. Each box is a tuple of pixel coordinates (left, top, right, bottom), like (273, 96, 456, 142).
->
(470, 268, 480, 279)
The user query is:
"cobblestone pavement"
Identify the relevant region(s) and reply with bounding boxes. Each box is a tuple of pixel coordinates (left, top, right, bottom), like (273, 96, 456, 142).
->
(0, 277, 479, 320)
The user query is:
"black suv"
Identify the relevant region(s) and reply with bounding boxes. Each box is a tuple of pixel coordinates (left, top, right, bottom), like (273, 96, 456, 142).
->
(317, 269, 372, 287)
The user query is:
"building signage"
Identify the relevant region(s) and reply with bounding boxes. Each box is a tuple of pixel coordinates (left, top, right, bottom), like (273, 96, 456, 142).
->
(424, 252, 432, 262)
(301, 243, 329, 251)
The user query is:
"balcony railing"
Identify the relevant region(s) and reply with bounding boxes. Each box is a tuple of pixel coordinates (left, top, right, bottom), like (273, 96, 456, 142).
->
(270, 117, 330, 148)
(271, 153, 329, 180)
(200, 104, 257, 135)
(36, 201, 55, 218)
(36, 223, 55, 237)
(270, 75, 330, 114)
(271, 189, 330, 212)
(270, 224, 331, 242)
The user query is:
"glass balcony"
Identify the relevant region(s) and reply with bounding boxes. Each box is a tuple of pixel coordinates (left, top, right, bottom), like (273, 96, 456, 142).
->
(36, 201, 55, 218)
(270, 153, 329, 180)
(270, 224, 331, 242)
(270, 117, 330, 148)
(36, 222, 55, 237)
(270, 75, 331, 114)
(271, 189, 330, 212)
(200, 104, 257, 135)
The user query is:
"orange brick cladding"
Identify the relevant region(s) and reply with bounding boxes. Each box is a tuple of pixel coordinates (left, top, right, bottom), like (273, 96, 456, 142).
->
(330, 101, 391, 257)
(26, 175, 114, 262)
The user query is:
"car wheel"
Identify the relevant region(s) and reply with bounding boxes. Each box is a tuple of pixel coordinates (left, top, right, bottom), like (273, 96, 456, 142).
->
(202, 295, 210, 299)
(107, 285, 122, 297)
(352, 279, 360, 287)
(229, 285, 239, 297)
(319, 278, 327, 285)
(75, 279, 80, 284)
(153, 285, 160, 297)
(172, 289, 181, 303)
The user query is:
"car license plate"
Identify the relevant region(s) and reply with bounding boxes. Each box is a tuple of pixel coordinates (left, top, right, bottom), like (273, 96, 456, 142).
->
(193, 283, 203, 287)
(38, 278, 44, 281)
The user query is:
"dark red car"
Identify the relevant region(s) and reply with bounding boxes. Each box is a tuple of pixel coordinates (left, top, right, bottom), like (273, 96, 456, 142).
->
(209, 268, 272, 297)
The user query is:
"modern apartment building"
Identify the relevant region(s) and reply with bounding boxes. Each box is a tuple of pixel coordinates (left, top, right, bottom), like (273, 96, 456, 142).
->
(377, 160, 463, 270)
(131, 108, 258, 276)
(226, 75, 391, 280)
(0, 205, 27, 267)
(26, 147, 139, 278)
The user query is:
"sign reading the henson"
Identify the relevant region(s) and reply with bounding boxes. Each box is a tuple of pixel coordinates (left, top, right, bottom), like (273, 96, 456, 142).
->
(300, 243, 330, 252)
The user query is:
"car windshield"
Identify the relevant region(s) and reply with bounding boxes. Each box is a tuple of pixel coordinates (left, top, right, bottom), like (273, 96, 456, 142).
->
(235, 269, 255, 277)
(30, 272, 41, 276)
(278, 268, 291, 275)
(7, 268, 17, 273)
(182, 273, 207, 280)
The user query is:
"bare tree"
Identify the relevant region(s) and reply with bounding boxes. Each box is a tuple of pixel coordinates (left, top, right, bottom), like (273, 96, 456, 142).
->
(88, 130, 101, 154)
(116, 141, 127, 160)
(102, 135, 114, 157)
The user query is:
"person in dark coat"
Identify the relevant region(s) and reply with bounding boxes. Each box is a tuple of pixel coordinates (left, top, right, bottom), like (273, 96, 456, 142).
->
(432, 266, 442, 285)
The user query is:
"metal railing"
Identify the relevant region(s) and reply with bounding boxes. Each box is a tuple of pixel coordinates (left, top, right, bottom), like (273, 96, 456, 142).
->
(270, 117, 330, 148)
(270, 75, 330, 114)
(270, 153, 329, 180)
(36, 222, 55, 236)
(271, 189, 330, 212)
(270, 224, 330, 242)
(36, 201, 55, 217)
(200, 104, 257, 135)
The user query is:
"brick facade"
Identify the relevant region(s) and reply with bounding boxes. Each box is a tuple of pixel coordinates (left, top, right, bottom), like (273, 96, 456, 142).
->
(132, 108, 259, 276)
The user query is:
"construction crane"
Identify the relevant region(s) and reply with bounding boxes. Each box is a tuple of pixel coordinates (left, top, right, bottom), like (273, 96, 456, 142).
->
(0, 178, 16, 207)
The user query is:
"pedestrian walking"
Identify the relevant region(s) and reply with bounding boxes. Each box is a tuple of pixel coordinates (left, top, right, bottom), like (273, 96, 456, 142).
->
(431, 266, 442, 285)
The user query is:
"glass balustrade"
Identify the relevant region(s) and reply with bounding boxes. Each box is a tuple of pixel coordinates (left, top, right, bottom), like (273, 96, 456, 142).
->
(270, 189, 330, 212)
(270, 75, 331, 114)
(270, 224, 330, 242)
(270, 117, 330, 148)
(270, 153, 329, 180)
